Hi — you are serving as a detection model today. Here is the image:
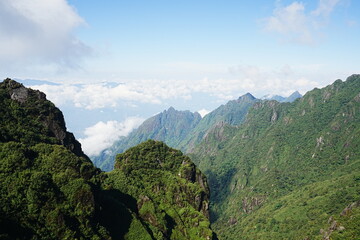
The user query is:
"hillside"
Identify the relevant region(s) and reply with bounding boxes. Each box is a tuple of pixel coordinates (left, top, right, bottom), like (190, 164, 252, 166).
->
(0, 79, 216, 240)
(190, 74, 360, 239)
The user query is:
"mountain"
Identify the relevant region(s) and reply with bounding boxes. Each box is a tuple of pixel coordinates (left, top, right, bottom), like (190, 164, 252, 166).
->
(93, 93, 258, 171)
(285, 90, 302, 102)
(93, 107, 202, 171)
(189, 74, 360, 239)
(262, 91, 302, 103)
(262, 94, 286, 102)
(0, 79, 216, 239)
(177, 93, 258, 153)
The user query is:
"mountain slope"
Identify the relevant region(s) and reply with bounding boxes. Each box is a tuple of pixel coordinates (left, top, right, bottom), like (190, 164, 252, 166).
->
(93, 93, 258, 171)
(0, 79, 216, 240)
(93, 107, 202, 171)
(178, 93, 258, 153)
(190, 74, 360, 239)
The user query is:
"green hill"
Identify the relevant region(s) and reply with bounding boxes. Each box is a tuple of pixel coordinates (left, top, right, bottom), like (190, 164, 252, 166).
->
(190, 74, 360, 239)
(0, 79, 216, 240)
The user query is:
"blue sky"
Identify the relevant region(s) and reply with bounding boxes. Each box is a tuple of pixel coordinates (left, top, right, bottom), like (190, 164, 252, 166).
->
(1, 0, 359, 156)
(73, 0, 359, 80)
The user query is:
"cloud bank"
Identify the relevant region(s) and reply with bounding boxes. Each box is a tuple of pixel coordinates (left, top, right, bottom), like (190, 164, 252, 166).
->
(0, 0, 91, 67)
(29, 64, 326, 110)
(79, 117, 144, 156)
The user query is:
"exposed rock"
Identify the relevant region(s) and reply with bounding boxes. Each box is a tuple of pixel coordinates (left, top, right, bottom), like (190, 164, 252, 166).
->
(354, 92, 360, 102)
(271, 111, 278, 122)
(316, 136, 324, 147)
(242, 196, 265, 213)
(309, 97, 315, 107)
(10, 87, 29, 103)
(323, 90, 332, 102)
(283, 116, 292, 125)
(340, 201, 360, 216)
(228, 217, 237, 225)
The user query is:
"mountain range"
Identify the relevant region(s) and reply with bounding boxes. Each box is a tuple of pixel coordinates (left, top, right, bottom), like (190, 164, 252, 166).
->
(93, 91, 301, 171)
(1, 74, 360, 239)
(93, 75, 360, 239)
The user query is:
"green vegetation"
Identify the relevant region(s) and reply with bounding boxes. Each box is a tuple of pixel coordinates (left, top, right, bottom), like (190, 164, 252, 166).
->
(3, 75, 360, 239)
(0, 79, 216, 239)
(93, 93, 258, 172)
(190, 74, 360, 239)
(106, 140, 216, 240)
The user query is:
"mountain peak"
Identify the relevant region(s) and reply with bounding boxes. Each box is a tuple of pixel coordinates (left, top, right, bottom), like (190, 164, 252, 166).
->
(0, 78, 86, 158)
(285, 91, 302, 102)
(238, 93, 256, 101)
(167, 106, 176, 112)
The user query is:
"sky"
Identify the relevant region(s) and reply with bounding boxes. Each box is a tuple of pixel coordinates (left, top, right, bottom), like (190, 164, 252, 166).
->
(1, 0, 359, 156)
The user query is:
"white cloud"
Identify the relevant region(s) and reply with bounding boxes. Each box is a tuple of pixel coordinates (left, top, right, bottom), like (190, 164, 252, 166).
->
(24, 59, 344, 111)
(312, 0, 341, 17)
(226, 64, 325, 96)
(0, 0, 91, 68)
(197, 109, 210, 117)
(79, 117, 144, 156)
(28, 64, 326, 110)
(30, 83, 162, 109)
(263, 0, 342, 44)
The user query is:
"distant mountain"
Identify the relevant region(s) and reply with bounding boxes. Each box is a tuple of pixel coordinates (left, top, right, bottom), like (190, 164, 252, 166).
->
(0, 79, 216, 239)
(262, 91, 302, 103)
(262, 94, 286, 102)
(177, 93, 258, 153)
(92, 107, 202, 171)
(190, 74, 360, 239)
(15, 78, 61, 86)
(285, 90, 302, 102)
(93, 93, 259, 171)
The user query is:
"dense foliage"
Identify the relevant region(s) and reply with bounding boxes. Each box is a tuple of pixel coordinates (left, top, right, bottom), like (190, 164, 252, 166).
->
(0, 79, 216, 240)
(107, 140, 217, 240)
(190, 74, 360, 239)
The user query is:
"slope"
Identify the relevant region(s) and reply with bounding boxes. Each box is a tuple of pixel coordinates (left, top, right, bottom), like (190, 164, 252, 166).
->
(190, 74, 360, 239)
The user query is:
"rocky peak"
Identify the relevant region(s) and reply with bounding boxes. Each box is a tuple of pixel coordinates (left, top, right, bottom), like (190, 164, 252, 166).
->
(3, 78, 46, 103)
(0, 78, 87, 159)
(238, 92, 256, 102)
